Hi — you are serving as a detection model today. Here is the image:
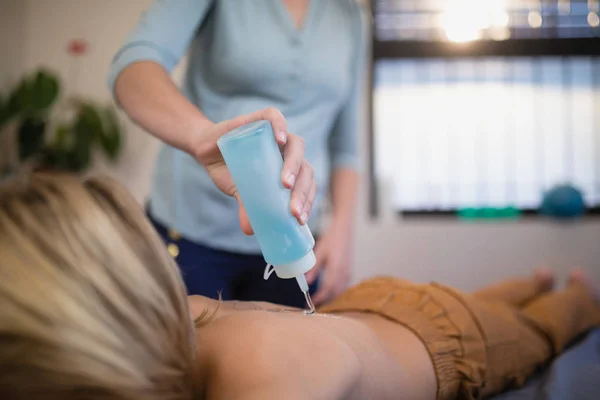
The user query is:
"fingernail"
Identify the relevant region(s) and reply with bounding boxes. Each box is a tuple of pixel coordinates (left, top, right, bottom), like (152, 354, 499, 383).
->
(287, 173, 296, 186)
(277, 131, 287, 143)
(301, 211, 308, 224)
(295, 203, 303, 215)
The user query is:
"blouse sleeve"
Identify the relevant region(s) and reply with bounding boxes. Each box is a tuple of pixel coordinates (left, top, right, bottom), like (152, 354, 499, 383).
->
(328, 1, 371, 171)
(107, 0, 215, 95)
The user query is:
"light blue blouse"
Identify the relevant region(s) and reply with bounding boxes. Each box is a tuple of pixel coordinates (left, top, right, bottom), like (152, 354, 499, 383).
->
(108, 0, 368, 254)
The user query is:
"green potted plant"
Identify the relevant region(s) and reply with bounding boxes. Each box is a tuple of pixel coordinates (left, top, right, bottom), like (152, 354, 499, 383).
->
(0, 39, 123, 178)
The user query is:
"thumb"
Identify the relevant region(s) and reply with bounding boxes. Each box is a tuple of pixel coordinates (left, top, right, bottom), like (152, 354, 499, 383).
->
(235, 193, 254, 235)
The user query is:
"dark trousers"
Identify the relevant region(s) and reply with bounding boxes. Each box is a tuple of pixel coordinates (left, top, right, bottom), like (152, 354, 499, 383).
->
(148, 212, 320, 308)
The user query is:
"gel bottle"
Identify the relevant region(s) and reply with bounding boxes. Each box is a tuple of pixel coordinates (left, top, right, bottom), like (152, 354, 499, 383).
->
(217, 120, 316, 307)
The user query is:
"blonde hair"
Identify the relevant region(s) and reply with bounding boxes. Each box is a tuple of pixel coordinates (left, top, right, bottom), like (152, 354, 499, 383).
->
(0, 174, 195, 399)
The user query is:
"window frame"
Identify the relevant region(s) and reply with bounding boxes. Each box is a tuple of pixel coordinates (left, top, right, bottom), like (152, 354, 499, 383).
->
(368, 4, 600, 218)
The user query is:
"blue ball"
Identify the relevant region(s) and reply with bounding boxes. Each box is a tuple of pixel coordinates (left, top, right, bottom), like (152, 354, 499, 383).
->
(541, 184, 586, 219)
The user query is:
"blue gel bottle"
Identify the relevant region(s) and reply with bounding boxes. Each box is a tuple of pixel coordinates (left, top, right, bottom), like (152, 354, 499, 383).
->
(217, 120, 316, 296)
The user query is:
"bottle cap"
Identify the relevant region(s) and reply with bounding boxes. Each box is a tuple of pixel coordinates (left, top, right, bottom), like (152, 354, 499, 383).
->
(273, 250, 316, 279)
(262, 251, 316, 293)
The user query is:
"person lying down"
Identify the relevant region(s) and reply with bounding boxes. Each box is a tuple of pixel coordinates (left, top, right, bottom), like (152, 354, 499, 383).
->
(1, 175, 599, 400)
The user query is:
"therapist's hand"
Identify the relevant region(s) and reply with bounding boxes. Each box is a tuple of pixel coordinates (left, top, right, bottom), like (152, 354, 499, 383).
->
(306, 224, 352, 305)
(191, 107, 317, 235)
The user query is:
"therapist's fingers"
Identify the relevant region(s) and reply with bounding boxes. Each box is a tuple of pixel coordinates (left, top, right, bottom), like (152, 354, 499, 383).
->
(281, 133, 305, 189)
(235, 192, 254, 235)
(222, 107, 288, 145)
(302, 180, 317, 218)
(290, 160, 314, 224)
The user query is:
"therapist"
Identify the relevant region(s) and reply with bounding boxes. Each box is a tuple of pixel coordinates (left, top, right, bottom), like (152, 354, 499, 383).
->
(108, 0, 368, 307)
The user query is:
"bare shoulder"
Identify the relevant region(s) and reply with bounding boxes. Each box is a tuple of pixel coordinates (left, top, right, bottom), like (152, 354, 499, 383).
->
(198, 311, 362, 400)
(188, 295, 220, 319)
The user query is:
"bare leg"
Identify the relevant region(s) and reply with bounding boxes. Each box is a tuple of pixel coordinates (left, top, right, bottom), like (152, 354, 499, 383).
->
(472, 267, 554, 307)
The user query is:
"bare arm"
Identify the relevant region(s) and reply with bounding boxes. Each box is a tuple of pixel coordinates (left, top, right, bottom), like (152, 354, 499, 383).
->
(113, 61, 316, 230)
(307, 2, 368, 304)
(330, 168, 359, 233)
(114, 61, 211, 155)
(109, 1, 317, 229)
(307, 168, 360, 304)
(108, 0, 216, 153)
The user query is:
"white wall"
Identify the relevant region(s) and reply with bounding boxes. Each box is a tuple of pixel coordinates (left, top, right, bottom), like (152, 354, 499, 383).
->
(0, 0, 26, 85)
(8, 0, 600, 290)
(0, 0, 27, 170)
(352, 202, 600, 289)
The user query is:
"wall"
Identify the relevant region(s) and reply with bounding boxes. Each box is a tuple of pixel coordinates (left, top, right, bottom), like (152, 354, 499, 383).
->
(0, 0, 27, 170)
(352, 200, 600, 289)
(0, 0, 26, 85)
(10, 0, 600, 289)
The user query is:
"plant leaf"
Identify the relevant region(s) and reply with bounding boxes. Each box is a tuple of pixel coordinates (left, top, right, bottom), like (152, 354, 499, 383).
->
(30, 70, 60, 113)
(66, 148, 89, 172)
(39, 146, 71, 171)
(76, 103, 104, 139)
(69, 104, 102, 171)
(18, 117, 46, 161)
(99, 107, 122, 160)
(52, 124, 71, 148)
(8, 70, 60, 118)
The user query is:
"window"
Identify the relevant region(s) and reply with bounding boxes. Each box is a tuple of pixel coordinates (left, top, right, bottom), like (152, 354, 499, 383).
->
(371, 0, 600, 215)
(375, 0, 600, 42)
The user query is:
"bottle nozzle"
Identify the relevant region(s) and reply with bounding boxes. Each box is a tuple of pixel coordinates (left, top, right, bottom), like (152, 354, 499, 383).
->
(295, 274, 309, 292)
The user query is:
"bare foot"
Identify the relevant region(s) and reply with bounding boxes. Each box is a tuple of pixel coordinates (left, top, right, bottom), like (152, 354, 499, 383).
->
(533, 267, 555, 293)
(568, 269, 600, 303)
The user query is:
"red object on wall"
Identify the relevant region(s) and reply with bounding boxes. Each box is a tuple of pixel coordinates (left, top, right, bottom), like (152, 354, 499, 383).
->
(67, 39, 88, 56)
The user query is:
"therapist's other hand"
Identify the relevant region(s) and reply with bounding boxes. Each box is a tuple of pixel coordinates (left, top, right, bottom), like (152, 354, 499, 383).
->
(306, 225, 352, 306)
(191, 107, 317, 235)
